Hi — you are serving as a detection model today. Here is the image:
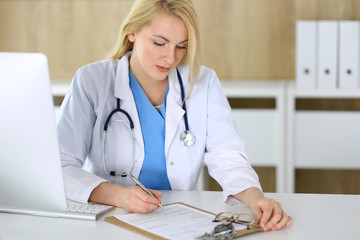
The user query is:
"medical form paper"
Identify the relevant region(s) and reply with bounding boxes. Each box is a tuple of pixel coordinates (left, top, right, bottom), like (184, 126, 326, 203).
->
(105, 202, 248, 240)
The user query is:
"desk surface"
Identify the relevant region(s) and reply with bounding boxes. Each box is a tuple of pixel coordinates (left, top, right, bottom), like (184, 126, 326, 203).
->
(0, 191, 359, 240)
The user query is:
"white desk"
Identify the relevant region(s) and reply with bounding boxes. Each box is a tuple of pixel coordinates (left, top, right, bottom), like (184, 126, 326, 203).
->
(0, 191, 359, 240)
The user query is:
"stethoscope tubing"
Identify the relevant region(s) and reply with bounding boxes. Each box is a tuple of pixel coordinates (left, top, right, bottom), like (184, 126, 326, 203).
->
(177, 68, 190, 132)
(104, 99, 134, 131)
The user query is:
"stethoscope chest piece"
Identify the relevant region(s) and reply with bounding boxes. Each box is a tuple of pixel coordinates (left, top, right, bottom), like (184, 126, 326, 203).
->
(180, 130, 196, 146)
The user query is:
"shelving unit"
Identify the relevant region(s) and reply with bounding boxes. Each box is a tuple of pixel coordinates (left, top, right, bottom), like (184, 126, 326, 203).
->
(286, 81, 360, 193)
(221, 80, 287, 193)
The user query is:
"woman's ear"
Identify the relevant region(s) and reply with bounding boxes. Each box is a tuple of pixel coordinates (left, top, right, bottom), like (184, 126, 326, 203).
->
(127, 34, 135, 42)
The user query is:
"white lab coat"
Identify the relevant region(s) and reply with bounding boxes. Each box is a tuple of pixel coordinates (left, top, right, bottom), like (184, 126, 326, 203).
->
(57, 52, 261, 204)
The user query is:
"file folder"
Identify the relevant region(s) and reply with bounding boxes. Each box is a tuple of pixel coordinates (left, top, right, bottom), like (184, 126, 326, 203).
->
(339, 21, 360, 89)
(317, 21, 338, 89)
(296, 21, 317, 89)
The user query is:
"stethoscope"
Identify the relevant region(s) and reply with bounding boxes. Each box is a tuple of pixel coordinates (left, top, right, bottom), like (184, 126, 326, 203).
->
(102, 68, 196, 177)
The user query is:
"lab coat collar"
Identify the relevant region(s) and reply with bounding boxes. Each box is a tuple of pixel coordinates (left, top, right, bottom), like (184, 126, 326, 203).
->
(113, 53, 145, 167)
(114, 52, 132, 101)
(165, 65, 190, 155)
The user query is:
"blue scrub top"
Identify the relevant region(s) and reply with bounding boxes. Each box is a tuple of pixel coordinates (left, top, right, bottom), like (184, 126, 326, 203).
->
(129, 70, 171, 190)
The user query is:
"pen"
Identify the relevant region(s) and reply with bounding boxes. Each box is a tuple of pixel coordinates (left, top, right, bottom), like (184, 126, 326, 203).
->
(126, 171, 165, 210)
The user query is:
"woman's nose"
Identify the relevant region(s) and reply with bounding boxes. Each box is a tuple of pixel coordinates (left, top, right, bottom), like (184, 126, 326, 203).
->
(163, 48, 175, 65)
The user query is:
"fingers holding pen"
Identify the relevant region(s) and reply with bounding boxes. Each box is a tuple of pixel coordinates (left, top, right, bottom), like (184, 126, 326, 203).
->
(137, 188, 162, 207)
(149, 189, 163, 203)
(123, 186, 162, 213)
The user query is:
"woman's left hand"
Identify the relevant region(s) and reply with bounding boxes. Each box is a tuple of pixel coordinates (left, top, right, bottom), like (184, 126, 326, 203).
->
(234, 187, 292, 231)
(250, 198, 292, 231)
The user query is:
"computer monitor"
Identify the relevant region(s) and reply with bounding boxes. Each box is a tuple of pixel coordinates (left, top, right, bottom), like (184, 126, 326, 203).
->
(0, 52, 67, 212)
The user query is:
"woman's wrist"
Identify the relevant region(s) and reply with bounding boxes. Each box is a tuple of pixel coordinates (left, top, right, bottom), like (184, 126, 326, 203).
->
(233, 187, 265, 208)
(88, 182, 127, 207)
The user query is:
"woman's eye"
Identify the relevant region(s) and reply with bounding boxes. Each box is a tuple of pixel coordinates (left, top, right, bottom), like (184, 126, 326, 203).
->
(153, 41, 165, 46)
(177, 45, 187, 50)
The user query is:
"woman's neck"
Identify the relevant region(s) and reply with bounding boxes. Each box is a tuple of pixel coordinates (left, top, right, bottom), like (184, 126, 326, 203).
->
(129, 68, 168, 106)
(138, 77, 168, 106)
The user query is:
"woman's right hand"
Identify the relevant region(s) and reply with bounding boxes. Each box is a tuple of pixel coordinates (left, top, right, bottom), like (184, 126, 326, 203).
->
(119, 185, 162, 213)
(88, 182, 162, 213)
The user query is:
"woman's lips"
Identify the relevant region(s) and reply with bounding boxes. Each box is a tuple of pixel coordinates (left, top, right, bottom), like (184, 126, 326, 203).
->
(156, 65, 170, 72)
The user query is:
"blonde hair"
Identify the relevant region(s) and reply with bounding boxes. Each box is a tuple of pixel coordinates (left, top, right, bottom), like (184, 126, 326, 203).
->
(108, 0, 201, 93)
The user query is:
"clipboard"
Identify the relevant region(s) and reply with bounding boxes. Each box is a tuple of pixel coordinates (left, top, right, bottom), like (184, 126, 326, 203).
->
(105, 202, 262, 239)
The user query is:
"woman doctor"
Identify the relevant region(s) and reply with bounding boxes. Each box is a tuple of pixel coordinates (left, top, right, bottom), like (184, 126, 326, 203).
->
(57, 0, 291, 231)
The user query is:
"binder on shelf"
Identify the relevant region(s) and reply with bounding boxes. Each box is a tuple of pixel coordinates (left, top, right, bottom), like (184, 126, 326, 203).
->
(317, 21, 338, 89)
(339, 21, 360, 89)
(296, 21, 317, 89)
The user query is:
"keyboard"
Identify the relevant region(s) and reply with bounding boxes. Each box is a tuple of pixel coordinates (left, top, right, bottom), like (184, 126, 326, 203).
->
(65, 200, 114, 214)
(0, 199, 114, 221)
(61, 200, 115, 220)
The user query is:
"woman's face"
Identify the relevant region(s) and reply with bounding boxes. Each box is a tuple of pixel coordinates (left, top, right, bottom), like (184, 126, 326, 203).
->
(128, 11, 188, 84)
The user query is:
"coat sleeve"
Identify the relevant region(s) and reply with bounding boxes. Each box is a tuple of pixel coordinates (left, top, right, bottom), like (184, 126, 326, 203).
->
(57, 67, 107, 203)
(203, 70, 262, 203)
